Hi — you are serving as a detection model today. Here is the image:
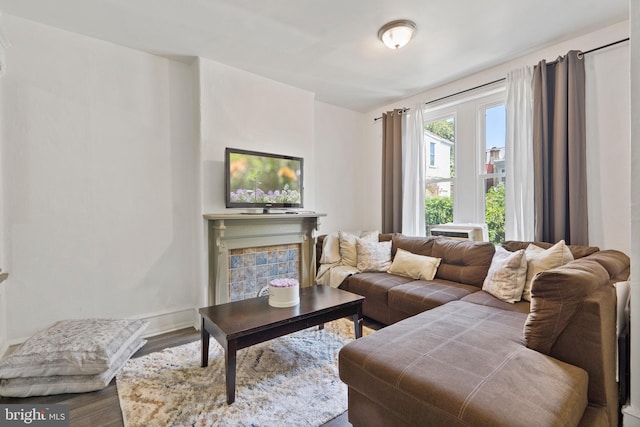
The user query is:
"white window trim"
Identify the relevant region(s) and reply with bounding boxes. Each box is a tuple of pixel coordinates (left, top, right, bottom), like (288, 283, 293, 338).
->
(423, 84, 506, 227)
(476, 97, 507, 222)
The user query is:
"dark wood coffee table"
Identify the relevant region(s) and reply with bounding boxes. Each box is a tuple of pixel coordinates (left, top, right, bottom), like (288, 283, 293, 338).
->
(199, 285, 365, 404)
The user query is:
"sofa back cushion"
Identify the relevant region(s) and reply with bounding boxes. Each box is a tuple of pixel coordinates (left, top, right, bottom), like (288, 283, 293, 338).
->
(585, 249, 631, 281)
(379, 233, 395, 242)
(430, 238, 495, 287)
(391, 234, 436, 258)
(502, 240, 599, 259)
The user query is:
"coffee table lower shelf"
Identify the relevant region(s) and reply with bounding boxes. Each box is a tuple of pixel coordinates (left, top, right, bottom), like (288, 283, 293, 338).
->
(199, 285, 364, 404)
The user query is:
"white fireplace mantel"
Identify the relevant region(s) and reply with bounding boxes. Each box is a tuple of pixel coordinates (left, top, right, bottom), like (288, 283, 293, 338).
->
(203, 212, 326, 305)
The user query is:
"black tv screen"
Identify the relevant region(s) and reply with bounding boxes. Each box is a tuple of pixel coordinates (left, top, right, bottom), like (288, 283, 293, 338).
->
(225, 148, 303, 209)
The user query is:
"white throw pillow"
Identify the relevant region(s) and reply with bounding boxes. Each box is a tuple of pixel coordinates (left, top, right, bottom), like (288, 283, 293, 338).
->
(356, 239, 392, 272)
(359, 230, 380, 241)
(387, 248, 441, 280)
(319, 232, 341, 264)
(522, 240, 574, 301)
(482, 247, 528, 303)
(338, 230, 378, 267)
(0, 318, 149, 378)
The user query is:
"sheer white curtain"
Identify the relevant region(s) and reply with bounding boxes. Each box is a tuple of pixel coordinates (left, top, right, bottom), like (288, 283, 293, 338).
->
(401, 103, 426, 236)
(505, 67, 535, 241)
(0, 12, 8, 77)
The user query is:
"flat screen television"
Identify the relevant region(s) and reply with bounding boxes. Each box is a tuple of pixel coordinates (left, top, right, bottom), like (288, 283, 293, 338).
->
(225, 147, 303, 211)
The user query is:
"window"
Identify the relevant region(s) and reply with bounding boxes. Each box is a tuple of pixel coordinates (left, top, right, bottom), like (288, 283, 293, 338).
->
(424, 116, 455, 235)
(422, 84, 506, 243)
(481, 104, 506, 244)
(429, 142, 436, 167)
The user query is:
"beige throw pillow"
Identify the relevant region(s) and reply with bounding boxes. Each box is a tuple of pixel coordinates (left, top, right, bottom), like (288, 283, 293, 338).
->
(338, 231, 378, 267)
(522, 240, 574, 301)
(482, 247, 527, 303)
(387, 248, 441, 280)
(356, 239, 392, 272)
(319, 232, 341, 264)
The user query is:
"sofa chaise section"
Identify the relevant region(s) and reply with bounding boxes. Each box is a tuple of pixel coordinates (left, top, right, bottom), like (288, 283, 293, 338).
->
(339, 300, 589, 427)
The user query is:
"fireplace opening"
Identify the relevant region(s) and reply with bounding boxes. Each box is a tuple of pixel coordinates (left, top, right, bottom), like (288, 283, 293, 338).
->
(228, 244, 300, 301)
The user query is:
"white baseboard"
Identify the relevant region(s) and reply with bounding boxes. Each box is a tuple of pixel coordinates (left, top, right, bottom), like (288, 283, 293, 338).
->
(624, 404, 640, 427)
(2, 307, 202, 353)
(132, 306, 201, 337)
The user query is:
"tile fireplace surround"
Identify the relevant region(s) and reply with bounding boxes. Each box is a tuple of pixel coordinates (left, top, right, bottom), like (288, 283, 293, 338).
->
(228, 243, 300, 301)
(203, 213, 325, 305)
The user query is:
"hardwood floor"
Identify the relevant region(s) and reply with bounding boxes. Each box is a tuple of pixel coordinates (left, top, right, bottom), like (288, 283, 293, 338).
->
(0, 318, 383, 426)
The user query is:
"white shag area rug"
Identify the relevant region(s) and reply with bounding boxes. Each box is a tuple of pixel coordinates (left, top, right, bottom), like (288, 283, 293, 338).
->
(116, 318, 371, 427)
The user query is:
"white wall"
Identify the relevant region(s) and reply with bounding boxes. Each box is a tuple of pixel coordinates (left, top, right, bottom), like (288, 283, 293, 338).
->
(198, 58, 316, 214)
(0, 16, 370, 344)
(313, 101, 370, 233)
(0, 15, 6, 355)
(624, 0, 640, 425)
(0, 16, 200, 341)
(585, 43, 631, 255)
(362, 21, 630, 252)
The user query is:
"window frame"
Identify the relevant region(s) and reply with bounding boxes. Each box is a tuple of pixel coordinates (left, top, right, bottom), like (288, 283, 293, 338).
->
(476, 99, 507, 223)
(429, 141, 436, 167)
(423, 110, 457, 209)
(422, 83, 506, 232)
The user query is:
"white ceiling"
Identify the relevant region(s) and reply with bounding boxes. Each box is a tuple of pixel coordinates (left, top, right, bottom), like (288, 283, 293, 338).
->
(0, 0, 629, 112)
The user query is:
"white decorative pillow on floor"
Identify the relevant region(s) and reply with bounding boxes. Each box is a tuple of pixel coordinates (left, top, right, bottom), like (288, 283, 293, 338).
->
(0, 318, 149, 378)
(0, 339, 146, 397)
(482, 247, 527, 303)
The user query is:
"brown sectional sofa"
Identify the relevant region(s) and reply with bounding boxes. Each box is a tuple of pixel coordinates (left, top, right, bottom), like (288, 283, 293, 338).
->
(316, 233, 630, 427)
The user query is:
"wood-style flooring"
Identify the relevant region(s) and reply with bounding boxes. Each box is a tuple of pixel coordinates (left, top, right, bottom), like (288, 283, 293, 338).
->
(0, 317, 384, 426)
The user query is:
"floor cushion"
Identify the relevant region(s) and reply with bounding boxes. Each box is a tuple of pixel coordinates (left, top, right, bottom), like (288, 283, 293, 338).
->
(0, 318, 148, 397)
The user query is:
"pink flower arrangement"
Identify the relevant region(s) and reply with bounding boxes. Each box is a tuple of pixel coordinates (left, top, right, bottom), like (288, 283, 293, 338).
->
(269, 278, 299, 288)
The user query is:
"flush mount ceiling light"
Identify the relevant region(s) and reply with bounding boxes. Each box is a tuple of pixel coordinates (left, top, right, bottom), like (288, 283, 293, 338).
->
(378, 19, 416, 49)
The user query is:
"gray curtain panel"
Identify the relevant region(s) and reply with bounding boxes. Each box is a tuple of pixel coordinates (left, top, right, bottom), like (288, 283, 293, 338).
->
(382, 109, 403, 233)
(532, 50, 588, 245)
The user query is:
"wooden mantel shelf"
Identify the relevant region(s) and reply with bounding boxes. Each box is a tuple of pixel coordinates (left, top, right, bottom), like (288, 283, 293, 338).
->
(203, 212, 326, 221)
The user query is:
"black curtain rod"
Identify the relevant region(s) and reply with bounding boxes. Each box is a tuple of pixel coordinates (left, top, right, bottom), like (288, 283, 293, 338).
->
(373, 37, 630, 122)
(373, 78, 504, 121)
(423, 78, 505, 107)
(582, 37, 628, 55)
